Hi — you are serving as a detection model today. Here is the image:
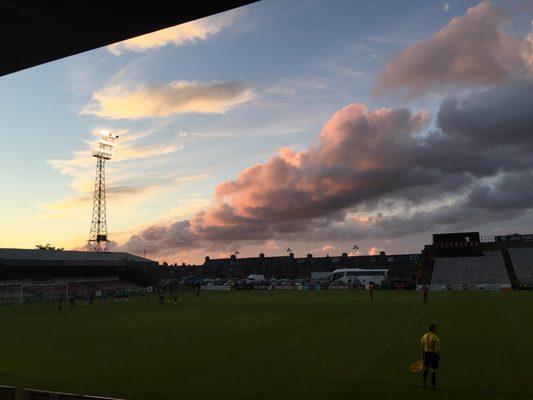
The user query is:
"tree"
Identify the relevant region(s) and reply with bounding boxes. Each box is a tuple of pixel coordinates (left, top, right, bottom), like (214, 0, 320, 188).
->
(35, 243, 64, 251)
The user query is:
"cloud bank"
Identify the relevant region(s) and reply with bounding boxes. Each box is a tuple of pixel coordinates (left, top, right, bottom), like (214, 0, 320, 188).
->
(81, 81, 254, 119)
(118, 79, 533, 259)
(374, 1, 531, 97)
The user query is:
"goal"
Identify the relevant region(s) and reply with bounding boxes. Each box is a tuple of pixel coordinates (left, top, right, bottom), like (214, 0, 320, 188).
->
(17, 282, 70, 304)
(0, 285, 23, 305)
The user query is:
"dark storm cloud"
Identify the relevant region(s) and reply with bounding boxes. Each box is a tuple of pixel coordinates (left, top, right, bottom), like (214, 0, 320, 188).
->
(120, 220, 201, 254)
(466, 171, 533, 211)
(436, 81, 533, 149)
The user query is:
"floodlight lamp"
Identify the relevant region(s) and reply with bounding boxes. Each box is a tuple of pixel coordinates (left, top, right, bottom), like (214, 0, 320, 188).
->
(93, 131, 119, 160)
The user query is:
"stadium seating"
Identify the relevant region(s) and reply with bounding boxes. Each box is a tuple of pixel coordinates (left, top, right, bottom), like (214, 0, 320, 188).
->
(508, 248, 533, 285)
(431, 251, 511, 286)
(23, 284, 69, 298)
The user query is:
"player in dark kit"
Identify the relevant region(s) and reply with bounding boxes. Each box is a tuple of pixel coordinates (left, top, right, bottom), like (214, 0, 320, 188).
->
(422, 285, 429, 304)
(173, 289, 178, 304)
(196, 282, 201, 298)
(420, 324, 441, 389)
(368, 282, 375, 302)
(58, 294, 64, 310)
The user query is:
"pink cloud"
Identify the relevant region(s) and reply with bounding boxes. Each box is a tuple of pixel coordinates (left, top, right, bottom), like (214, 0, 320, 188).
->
(368, 246, 383, 256)
(119, 103, 431, 256)
(118, 81, 533, 262)
(374, 1, 530, 97)
(192, 104, 430, 233)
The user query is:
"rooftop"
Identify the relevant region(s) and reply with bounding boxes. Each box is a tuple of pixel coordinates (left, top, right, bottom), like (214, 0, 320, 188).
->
(0, 248, 154, 263)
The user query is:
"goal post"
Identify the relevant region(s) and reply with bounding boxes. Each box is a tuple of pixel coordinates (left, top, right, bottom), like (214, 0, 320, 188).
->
(0, 284, 24, 305)
(0, 285, 12, 305)
(19, 282, 69, 304)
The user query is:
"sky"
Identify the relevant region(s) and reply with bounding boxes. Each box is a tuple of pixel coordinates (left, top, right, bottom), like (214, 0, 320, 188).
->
(0, 0, 532, 263)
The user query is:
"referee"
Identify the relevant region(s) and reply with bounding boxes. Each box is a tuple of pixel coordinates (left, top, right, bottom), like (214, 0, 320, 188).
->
(420, 324, 441, 389)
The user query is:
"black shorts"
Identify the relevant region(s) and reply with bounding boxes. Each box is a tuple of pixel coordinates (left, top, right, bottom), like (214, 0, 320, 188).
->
(423, 352, 439, 369)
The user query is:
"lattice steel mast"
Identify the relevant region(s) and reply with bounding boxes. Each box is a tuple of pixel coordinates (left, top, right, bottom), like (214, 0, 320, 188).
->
(87, 131, 119, 252)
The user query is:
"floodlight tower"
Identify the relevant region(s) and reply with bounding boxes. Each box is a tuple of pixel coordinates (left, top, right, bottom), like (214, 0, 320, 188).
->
(87, 131, 119, 252)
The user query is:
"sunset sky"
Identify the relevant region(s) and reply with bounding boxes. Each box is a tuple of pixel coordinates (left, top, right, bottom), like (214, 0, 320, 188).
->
(0, 0, 531, 263)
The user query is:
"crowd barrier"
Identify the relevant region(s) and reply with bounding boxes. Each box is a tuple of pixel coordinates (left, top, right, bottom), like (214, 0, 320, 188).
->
(328, 285, 351, 290)
(0, 385, 15, 400)
(200, 285, 231, 291)
(0, 387, 124, 400)
(23, 389, 124, 400)
(303, 284, 322, 291)
(271, 285, 295, 290)
(416, 284, 512, 291)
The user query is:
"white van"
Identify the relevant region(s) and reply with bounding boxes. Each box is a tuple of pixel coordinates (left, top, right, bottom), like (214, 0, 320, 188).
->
(246, 274, 266, 284)
(330, 268, 388, 286)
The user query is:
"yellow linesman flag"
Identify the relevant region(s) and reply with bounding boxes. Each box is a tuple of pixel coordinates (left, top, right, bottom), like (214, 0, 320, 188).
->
(410, 359, 423, 373)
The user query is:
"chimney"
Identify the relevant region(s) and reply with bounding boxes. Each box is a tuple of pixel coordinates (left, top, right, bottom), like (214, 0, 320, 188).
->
(205, 256, 210, 263)
(259, 253, 265, 259)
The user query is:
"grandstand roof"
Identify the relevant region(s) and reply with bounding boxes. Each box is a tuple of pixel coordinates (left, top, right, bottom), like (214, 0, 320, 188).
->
(0, 248, 154, 264)
(0, 0, 257, 77)
(0, 0, 257, 76)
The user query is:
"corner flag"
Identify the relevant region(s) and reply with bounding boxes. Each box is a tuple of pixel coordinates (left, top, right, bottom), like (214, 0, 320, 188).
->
(410, 359, 423, 373)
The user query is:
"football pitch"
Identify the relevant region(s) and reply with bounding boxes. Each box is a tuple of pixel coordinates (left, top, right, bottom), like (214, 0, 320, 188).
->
(1, 290, 532, 400)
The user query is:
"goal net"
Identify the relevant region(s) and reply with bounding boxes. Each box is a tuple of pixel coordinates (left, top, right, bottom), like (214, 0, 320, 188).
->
(19, 283, 70, 304)
(0, 285, 23, 305)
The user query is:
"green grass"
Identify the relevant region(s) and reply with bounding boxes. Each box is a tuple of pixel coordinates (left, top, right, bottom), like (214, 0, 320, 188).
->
(1, 290, 532, 400)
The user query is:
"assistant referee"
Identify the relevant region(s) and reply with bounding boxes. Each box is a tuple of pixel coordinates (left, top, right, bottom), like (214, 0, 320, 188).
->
(420, 324, 441, 389)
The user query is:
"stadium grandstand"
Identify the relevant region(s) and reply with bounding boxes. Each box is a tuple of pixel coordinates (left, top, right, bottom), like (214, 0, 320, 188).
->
(508, 248, 533, 286)
(426, 232, 533, 290)
(0, 248, 158, 304)
(431, 251, 510, 288)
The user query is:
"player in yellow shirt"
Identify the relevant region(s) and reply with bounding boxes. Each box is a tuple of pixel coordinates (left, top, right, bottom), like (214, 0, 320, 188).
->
(420, 324, 441, 389)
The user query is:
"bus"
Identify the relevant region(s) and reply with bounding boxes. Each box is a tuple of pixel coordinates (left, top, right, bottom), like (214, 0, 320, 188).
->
(330, 268, 388, 287)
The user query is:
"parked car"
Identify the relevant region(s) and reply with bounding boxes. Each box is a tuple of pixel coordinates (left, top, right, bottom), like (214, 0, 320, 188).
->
(246, 274, 266, 284)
